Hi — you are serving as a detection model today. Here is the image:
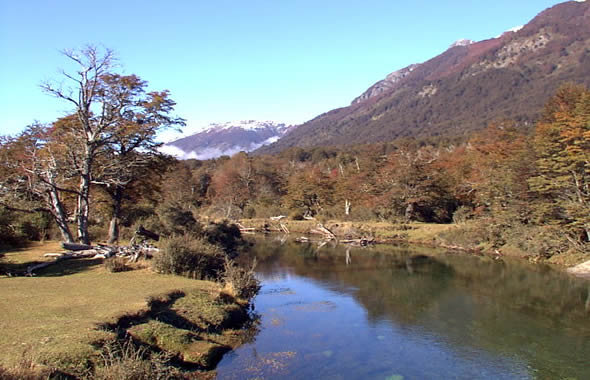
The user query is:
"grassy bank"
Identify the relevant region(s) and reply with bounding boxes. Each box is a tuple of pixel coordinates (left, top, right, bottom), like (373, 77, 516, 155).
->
(0, 242, 255, 378)
(238, 218, 589, 267)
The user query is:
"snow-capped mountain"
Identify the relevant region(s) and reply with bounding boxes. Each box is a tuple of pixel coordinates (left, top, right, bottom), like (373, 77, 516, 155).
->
(160, 120, 293, 160)
(449, 38, 474, 48)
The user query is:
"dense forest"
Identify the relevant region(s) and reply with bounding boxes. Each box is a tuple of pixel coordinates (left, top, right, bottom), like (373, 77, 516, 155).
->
(0, 47, 588, 262)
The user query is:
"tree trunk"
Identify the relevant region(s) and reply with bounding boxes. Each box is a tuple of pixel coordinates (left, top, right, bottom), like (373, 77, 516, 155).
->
(107, 187, 123, 244)
(77, 171, 91, 245)
(48, 186, 74, 243)
(405, 202, 416, 221)
(345, 199, 351, 216)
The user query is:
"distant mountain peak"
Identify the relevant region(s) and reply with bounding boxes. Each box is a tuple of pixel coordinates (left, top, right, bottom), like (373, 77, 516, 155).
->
(449, 39, 474, 48)
(256, 0, 590, 155)
(161, 121, 293, 160)
(206, 120, 288, 132)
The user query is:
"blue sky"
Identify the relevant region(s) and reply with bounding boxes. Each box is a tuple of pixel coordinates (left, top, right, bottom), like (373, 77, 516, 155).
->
(0, 0, 566, 140)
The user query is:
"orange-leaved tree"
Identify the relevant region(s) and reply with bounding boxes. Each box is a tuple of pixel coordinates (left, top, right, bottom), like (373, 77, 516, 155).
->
(528, 84, 590, 242)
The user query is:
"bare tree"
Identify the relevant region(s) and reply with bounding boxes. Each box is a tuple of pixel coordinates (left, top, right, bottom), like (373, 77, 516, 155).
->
(41, 45, 116, 243)
(0, 125, 75, 242)
(41, 45, 184, 244)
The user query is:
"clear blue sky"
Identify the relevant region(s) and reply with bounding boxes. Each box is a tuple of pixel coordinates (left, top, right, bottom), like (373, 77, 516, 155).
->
(0, 0, 566, 140)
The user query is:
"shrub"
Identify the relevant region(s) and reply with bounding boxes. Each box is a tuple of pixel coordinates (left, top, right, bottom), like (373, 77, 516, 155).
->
(94, 339, 176, 380)
(502, 224, 569, 258)
(288, 209, 305, 221)
(452, 205, 473, 224)
(0, 209, 49, 250)
(243, 205, 256, 219)
(104, 257, 130, 273)
(204, 221, 245, 257)
(0, 350, 51, 380)
(437, 220, 491, 249)
(222, 257, 261, 300)
(156, 202, 202, 236)
(153, 234, 224, 279)
(88, 223, 109, 242)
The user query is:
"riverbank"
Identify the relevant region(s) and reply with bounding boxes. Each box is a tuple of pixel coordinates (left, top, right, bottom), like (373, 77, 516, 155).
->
(0, 242, 256, 379)
(238, 218, 590, 277)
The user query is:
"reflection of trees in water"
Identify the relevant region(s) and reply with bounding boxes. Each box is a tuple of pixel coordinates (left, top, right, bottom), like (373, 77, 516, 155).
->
(250, 238, 456, 325)
(246, 238, 589, 333)
(245, 238, 590, 379)
(252, 238, 590, 326)
(437, 254, 590, 324)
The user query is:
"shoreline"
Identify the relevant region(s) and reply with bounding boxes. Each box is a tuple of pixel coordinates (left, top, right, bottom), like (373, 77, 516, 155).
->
(237, 218, 590, 279)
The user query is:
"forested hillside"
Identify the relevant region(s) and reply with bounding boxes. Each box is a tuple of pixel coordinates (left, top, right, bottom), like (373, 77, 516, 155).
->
(259, 0, 590, 153)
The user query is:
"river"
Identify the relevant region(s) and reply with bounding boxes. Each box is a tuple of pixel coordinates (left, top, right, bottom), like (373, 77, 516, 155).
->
(215, 237, 590, 379)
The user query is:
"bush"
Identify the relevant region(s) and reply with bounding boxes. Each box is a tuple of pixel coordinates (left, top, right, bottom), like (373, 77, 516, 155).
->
(0, 209, 50, 250)
(452, 205, 473, 224)
(156, 202, 202, 236)
(204, 221, 245, 257)
(88, 223, 109, 242)
(104, 257, 130, 273)
(222, 257, 261, 300)
(502, 224, 569, 258)
(153, 234, 224, 279)
(437, 220, 491, 249)
(94, 339, 176, 380)
(288, 209, 305, 221)
(243, 205, 256, 219)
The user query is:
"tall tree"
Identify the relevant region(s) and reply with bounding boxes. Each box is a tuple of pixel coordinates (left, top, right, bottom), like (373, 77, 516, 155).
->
(91, 73, 184, 243)
(529, 84, 590, 241)
(41, 45, 184, 243)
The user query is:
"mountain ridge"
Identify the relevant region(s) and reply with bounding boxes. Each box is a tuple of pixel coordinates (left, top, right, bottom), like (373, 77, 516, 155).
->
(257, 0, 590, 154)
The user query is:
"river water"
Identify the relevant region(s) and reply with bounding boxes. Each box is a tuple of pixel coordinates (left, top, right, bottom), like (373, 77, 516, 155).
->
(215, 237, 590, 379)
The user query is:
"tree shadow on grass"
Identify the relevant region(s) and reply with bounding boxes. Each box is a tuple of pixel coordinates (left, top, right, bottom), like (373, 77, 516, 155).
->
(0, 257, 104, 277)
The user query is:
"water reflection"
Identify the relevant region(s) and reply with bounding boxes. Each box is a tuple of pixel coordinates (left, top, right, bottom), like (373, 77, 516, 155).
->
(219, 237, 590, 379)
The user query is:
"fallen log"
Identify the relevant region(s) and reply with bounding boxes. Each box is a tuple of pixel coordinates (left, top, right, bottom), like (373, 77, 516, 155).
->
(309, 223, 336, 240)
(340, 237, 375, 246)
(279, 222, 289, 234)
(236, 222, 256, 232)
(26, 242, 158, 276)
(136, 225, 160, 241)
(62, 242, 93, 251)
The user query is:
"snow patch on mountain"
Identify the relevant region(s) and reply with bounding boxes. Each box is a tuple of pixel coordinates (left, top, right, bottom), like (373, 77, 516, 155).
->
(206, 120, 286, 132)
(161, 121, 291, 160)
(449, 39, 474, 48)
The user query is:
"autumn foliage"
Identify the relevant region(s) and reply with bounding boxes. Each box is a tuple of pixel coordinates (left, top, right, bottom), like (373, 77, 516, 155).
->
(1, 66, 588, 258)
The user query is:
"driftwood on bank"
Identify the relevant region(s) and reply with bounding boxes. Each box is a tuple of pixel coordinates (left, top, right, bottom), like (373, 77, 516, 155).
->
(339, 237, 375, 246)
(236, 222, 256, 234)
(25, 242, 159, 276)
(309, 224, 337, 240)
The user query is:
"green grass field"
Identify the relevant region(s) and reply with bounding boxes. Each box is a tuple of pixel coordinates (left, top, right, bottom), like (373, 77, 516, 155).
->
(0, 242, 241, 375)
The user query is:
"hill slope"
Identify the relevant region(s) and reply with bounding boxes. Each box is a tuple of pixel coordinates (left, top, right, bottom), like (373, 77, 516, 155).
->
(259, 0, 590, 153)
